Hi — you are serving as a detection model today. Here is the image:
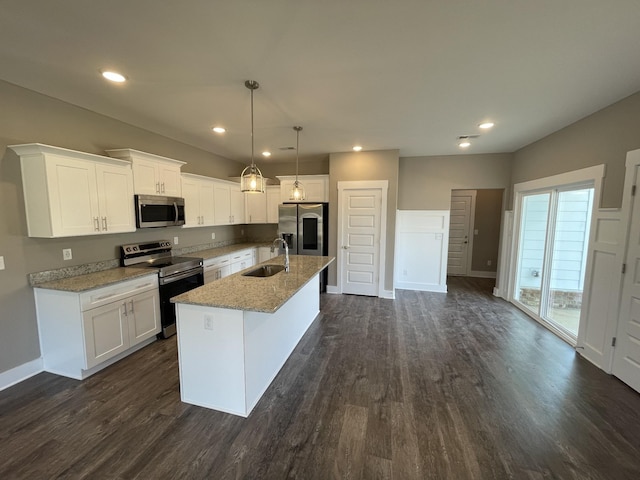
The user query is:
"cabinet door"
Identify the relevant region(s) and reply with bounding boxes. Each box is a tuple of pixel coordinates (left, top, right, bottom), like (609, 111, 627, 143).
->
(230, 184, 245, 224)
(82, 301, 129, 369)
(199, 181, 215, 226)
(266, 186, 280, 224)
(304, 179, 328, 202)
(279, 179, 295, 203)
(214, 183, 231, 225)
(158, 164, 182, 197)
(47, 156, 101, 236)
(182, 177, 201, 227)
(131, 158, 160, 195)
(246, 191, 267, 224)
(128, 289, 161, 345)
(95, 163, 136, 234)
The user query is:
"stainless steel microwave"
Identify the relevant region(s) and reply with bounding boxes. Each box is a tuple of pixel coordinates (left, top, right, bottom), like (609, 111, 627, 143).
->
(134, 194, 185, 228)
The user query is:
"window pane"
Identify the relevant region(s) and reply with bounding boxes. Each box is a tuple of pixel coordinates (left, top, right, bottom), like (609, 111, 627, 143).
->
(515, 193, 550, 315)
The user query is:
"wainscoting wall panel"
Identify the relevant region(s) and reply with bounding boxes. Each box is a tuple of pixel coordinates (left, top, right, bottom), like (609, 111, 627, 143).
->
(394, 210, 449, 293)
(577, 209, 624, 372)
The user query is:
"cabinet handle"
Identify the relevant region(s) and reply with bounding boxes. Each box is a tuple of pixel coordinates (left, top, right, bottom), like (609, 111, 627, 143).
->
(129, 300, 134, 315)
(94, 217, 100, 231)
(121, 303, 128, 317)
(156, 182, 161, 194)
(102, 217, 107, 231)
(161, 182, 166, 193)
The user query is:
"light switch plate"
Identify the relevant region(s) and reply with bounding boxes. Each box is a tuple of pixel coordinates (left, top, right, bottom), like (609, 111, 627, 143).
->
(204, 315, 214, 330)
(0, 256, 5, 270)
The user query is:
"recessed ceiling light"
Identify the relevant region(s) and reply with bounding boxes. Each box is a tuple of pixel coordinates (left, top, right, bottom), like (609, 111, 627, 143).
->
(262, 151, 271, 157)
(458, 137, 471, 148)
(101, 70, 127, 83)
(212, 126, 226, 133)
(478, 122, 495, 129)
(353, 145, 363, 152)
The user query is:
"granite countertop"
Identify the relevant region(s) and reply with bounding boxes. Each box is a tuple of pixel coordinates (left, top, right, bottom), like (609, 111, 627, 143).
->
(171, 255, 334, 313)
(32, 267, 156, 293)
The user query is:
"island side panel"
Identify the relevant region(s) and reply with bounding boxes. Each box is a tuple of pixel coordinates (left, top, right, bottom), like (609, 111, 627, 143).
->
(175, 304, 248, 417)
(243, 274, 320, 415)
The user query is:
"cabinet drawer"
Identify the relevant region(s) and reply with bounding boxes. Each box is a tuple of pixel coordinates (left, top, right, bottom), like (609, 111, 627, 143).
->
(230, 249, 254, 262)
(80, 274, 158, 311)
(204, 254, 230, 269)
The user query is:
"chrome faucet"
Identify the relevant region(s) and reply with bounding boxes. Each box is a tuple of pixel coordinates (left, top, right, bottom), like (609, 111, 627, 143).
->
(271, 238, 290, 272)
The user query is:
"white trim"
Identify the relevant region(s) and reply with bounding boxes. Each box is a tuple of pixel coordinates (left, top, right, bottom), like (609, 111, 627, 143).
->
(508, 164, 606, 344)
(381, 289, 396, 299)
(326, 285, 340, 294)
(396, 285, 448, 293)
(337, 180, 389, 298)
(494, 210, 513, 299)
(468, 270, 497, 279)
(0, 358, 44, 391)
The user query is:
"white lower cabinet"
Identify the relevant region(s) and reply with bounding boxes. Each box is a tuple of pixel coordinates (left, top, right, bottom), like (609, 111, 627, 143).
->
(35, 274, 160, 379)
(257, 246, 278, 263)
(204, 255, 231, 284)
(230, 248, 256, 274)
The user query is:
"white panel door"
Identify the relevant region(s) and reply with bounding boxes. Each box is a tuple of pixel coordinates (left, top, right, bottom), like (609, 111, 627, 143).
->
(447, 193, 473, 275)
(340, 188, 381, 296)
(613, 164, 640, 392)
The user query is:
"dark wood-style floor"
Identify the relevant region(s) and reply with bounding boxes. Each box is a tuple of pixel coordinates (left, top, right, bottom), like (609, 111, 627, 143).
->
(2, 277, 640, 479)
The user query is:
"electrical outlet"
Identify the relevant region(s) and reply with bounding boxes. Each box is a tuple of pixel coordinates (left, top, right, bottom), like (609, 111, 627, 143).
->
(487, 260, 492, 266)
(62, 248, 72, 260)
(173, 236, 179, 245)
(211, 232, 216, 240)
(241, 229, 244, 236)
(204, 315, 214, 331)
(0, 256, 5, 270)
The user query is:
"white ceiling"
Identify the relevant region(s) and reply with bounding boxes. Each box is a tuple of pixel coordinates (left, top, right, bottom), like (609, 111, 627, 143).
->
(1, 0, 640, 164)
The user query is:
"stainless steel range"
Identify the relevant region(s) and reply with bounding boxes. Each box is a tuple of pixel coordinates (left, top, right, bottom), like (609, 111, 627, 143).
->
(121, 240, 203, 338)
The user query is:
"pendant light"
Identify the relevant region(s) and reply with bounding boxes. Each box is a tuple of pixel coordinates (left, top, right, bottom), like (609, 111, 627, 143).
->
(289, 126, 306, 201)
(240, 80, 265, 193)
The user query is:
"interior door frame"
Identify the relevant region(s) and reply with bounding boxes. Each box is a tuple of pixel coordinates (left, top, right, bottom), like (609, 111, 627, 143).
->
(611, 149, 640, 385)
(448, 189, 477, 276)
(336, 180, 388, 297)
(508, 164, 605, 345)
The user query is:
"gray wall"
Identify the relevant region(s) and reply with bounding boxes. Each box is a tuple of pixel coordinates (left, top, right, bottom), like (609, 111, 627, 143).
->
(398, 153, 513, 210)
(470, 189, 504, 273)
(0, 80, 250, 375)
(328, 150, 399, 291)
(512, 90, 640, 209)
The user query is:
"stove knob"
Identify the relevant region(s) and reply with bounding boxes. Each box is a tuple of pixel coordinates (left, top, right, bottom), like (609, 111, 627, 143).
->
(133, 246, 138, 251)
(125, 247, 131, 252)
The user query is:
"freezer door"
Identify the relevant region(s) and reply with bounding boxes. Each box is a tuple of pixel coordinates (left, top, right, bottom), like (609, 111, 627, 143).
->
(298, 204, 324, 256)
(278, 204, 298, 254)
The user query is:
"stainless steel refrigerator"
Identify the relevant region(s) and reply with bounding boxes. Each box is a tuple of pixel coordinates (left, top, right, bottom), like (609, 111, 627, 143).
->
(278, 202, 329, 290)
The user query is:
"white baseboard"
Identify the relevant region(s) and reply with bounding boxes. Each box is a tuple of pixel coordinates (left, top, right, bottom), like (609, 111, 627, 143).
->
(395, 284, 448, 293)
(0, 357, 44, 391)
(468, 270, 497, 279)
(326, 285, 340, 294)
(381, 289, 395, 299)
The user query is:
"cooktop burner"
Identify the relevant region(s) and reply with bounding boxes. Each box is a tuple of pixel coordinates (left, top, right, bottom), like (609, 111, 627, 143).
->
(120, 240, 203, 277)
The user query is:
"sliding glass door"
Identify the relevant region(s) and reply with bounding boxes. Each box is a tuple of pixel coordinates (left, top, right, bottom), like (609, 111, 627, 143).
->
(514, 185, 594, 342)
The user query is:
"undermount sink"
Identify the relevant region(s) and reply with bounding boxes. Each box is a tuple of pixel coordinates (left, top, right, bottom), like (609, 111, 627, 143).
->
(242, 264, 286, 278)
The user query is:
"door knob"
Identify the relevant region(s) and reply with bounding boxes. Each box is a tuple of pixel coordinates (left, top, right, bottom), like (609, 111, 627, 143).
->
(342, 246, 350, 249)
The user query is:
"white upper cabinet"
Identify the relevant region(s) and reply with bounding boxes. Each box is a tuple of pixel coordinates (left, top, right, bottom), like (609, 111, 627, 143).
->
(10, 143, 135, 238)
(213, 180, 245, 225)
(245, 191, 267, 224)
(181, 173, 215, 227)
(277, 174, 329, 203)
(266, 185, 280, 224)
(105, 148, 185, 197)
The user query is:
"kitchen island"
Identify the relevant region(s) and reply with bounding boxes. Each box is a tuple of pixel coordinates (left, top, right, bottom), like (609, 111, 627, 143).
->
(171, 254, 334, 417)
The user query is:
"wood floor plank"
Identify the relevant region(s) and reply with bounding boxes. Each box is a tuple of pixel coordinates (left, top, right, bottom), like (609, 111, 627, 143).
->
(1, 277, 640, 479)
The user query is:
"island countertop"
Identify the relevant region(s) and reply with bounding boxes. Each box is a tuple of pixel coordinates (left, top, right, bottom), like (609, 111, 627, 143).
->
(171, 255, 334, 313)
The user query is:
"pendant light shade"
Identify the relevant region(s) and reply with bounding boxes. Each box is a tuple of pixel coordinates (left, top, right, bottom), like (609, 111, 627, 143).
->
(289, 126, 306, 201)
(241, 80, 265, 193)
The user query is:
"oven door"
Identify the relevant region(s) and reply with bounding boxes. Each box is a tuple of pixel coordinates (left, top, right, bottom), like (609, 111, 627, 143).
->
(158, 268, 204, 338)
